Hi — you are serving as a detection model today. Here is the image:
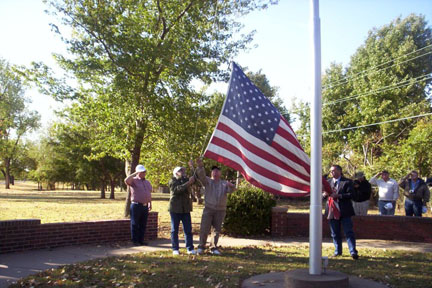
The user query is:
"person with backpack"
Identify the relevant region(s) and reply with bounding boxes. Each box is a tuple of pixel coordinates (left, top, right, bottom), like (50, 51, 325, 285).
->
(370, 170, 399, 216)
(351, 172, 372, 216)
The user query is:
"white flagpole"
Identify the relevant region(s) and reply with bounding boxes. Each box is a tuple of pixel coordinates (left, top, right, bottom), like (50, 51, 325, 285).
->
(309, 0, 322, 275)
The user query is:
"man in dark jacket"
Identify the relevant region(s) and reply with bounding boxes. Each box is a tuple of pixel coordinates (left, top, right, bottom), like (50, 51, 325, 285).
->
(351, 171, 372, 216)
(399, 170, 430, 217)
(168, 166, 196, 255)
(325, 165, 358, 259)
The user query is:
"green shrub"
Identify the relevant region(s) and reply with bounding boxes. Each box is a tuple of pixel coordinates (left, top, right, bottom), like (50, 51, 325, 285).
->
(223, 185, 276, 236)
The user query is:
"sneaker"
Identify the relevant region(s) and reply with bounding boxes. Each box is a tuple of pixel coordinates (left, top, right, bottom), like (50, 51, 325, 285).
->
(173, 250, 180, 256)
(197, 248, 204, 254)
(211, 249, 221, 255)
(351, 253, 359, 260)
(187, 249, 197, 255)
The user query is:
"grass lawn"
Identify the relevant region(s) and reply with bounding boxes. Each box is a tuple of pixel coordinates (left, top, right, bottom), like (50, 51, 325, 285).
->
(10, 245, 432, 288)
(1, 181, 430, 236)
(0, 182, 414, 217)
(0, 182, 205, 236)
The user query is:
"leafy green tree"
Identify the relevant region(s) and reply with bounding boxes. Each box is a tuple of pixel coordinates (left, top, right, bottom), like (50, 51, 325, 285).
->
(342, 14, 432, 165)
(0, 59, 40, 188)
(376, 119, 432, 178)
(294, 14, 432, 176)
(29, 0, 277, 215)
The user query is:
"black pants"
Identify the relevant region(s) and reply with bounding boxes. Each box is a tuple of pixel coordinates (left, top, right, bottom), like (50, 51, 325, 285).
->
(130, 203, 149, 243)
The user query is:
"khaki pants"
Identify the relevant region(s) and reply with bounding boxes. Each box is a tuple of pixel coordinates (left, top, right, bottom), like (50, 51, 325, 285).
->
(198, 207, 226, 250)
(352, 200, 369, 216)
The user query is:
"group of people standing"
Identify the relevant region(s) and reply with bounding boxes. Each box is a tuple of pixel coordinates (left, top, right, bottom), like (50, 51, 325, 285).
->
(324, 165, 430, 260)
(123, 161, 430, 260)
(124, 158, 235, 256)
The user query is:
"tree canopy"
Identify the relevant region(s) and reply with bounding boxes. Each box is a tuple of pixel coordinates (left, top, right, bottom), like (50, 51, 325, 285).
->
(294, 14, 432, 178)
(0, 59, 40, 188)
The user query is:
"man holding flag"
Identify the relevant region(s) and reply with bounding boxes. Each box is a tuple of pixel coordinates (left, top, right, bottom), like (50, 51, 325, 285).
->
(325, 165, 358, 260)
(191, 158, 236, 255)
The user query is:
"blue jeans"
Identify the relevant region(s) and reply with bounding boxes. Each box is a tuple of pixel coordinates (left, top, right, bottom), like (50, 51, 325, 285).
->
(405, 198, 423, 217)
(130, 203, 149, 244)
(329, 217, 357, 256)
(170, 212, 194, 251)
(378, 200, 395, 215)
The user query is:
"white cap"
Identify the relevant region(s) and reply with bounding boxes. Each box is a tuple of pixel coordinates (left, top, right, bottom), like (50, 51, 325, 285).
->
(384, 202, 393, 210)
(173, 166, 183, 177)
(135, 164, 146, 173)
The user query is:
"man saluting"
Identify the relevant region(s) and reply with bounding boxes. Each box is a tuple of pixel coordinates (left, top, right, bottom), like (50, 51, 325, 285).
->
(124, 164, 152, 246)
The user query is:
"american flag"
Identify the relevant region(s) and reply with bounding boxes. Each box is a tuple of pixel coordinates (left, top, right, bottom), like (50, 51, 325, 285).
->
(204, 62, 330, 196)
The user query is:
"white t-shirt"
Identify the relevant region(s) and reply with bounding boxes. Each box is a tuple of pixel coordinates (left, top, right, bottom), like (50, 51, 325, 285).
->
(369, 176, 399, 201)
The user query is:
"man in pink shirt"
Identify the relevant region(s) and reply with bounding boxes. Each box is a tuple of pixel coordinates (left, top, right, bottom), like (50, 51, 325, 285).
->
(125, 164, 152, 246)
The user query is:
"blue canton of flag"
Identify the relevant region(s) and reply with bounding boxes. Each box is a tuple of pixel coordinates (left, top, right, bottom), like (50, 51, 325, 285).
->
(222, 63, 280, 145)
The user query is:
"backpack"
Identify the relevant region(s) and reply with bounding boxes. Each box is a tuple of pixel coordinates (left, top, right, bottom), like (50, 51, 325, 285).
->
(352, 180, 372, 202)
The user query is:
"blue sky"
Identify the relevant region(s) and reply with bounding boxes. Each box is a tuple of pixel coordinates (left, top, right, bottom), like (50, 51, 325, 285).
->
(0, 0, 431, 130)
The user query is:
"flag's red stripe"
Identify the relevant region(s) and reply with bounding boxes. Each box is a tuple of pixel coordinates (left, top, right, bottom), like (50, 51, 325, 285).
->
(204, 150, 309, 196)
(276, 119, 305, 152)
(209, 136, 311, 191)
(271, 137, 311, 173)
(216, 122, 310, 182)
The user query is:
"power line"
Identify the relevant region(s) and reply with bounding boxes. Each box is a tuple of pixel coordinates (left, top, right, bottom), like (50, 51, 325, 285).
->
(290, 73, 432, 114)
(322, 44, 432, 90)
(323, 112, 432, 134)
(324, 74, 432, 106)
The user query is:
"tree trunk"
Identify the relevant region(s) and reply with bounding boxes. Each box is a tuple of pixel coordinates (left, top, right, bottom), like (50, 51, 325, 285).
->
(100, 181, 106, 199)
(124, 123, 145, 217)
(110, 181, 115, 199)
(4, 158, 10, 189)
(236, 171, 241, 188)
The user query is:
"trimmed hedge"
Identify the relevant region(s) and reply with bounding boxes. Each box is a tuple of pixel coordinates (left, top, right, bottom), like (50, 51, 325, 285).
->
(223, 185, 276, 236)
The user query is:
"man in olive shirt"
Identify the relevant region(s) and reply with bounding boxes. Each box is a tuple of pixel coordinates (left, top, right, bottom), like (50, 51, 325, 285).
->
(192, 158, 235, 255)
(169, 166, 196, 255)
(124, 164, 152, 246)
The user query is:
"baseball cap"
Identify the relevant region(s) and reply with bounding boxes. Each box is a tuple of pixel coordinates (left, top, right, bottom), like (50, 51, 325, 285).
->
(135, 165, 146, 173)
(173, 166, 184, 177)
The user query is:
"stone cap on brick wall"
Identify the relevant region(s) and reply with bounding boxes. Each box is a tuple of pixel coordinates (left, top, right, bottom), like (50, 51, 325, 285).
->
(0, 219, 41, 227)
(272, 207, 288, 213)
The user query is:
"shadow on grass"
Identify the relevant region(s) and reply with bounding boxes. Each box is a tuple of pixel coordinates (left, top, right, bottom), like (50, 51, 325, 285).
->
(10, 246, 432, 288)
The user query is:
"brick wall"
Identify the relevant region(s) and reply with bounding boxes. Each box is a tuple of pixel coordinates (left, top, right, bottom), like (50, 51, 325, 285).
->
(271, 208, 432, 243)
(0, 212, 158, 254)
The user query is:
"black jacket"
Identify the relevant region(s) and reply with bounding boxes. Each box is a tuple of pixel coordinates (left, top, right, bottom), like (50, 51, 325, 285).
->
(352, 180, 372, 202)
(326, 176, 355, 218)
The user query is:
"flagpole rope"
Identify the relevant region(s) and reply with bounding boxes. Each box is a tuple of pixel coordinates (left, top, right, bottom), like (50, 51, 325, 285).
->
(323, 112, 432, 134)
(189, 0, 219, 161)
(322, 44, 432, 89)
(188, 0, 222, 186)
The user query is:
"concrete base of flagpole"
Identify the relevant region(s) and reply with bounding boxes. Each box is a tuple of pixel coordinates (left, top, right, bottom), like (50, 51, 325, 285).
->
(285, 269, 348, 288)
(241, 269, 388, 288)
